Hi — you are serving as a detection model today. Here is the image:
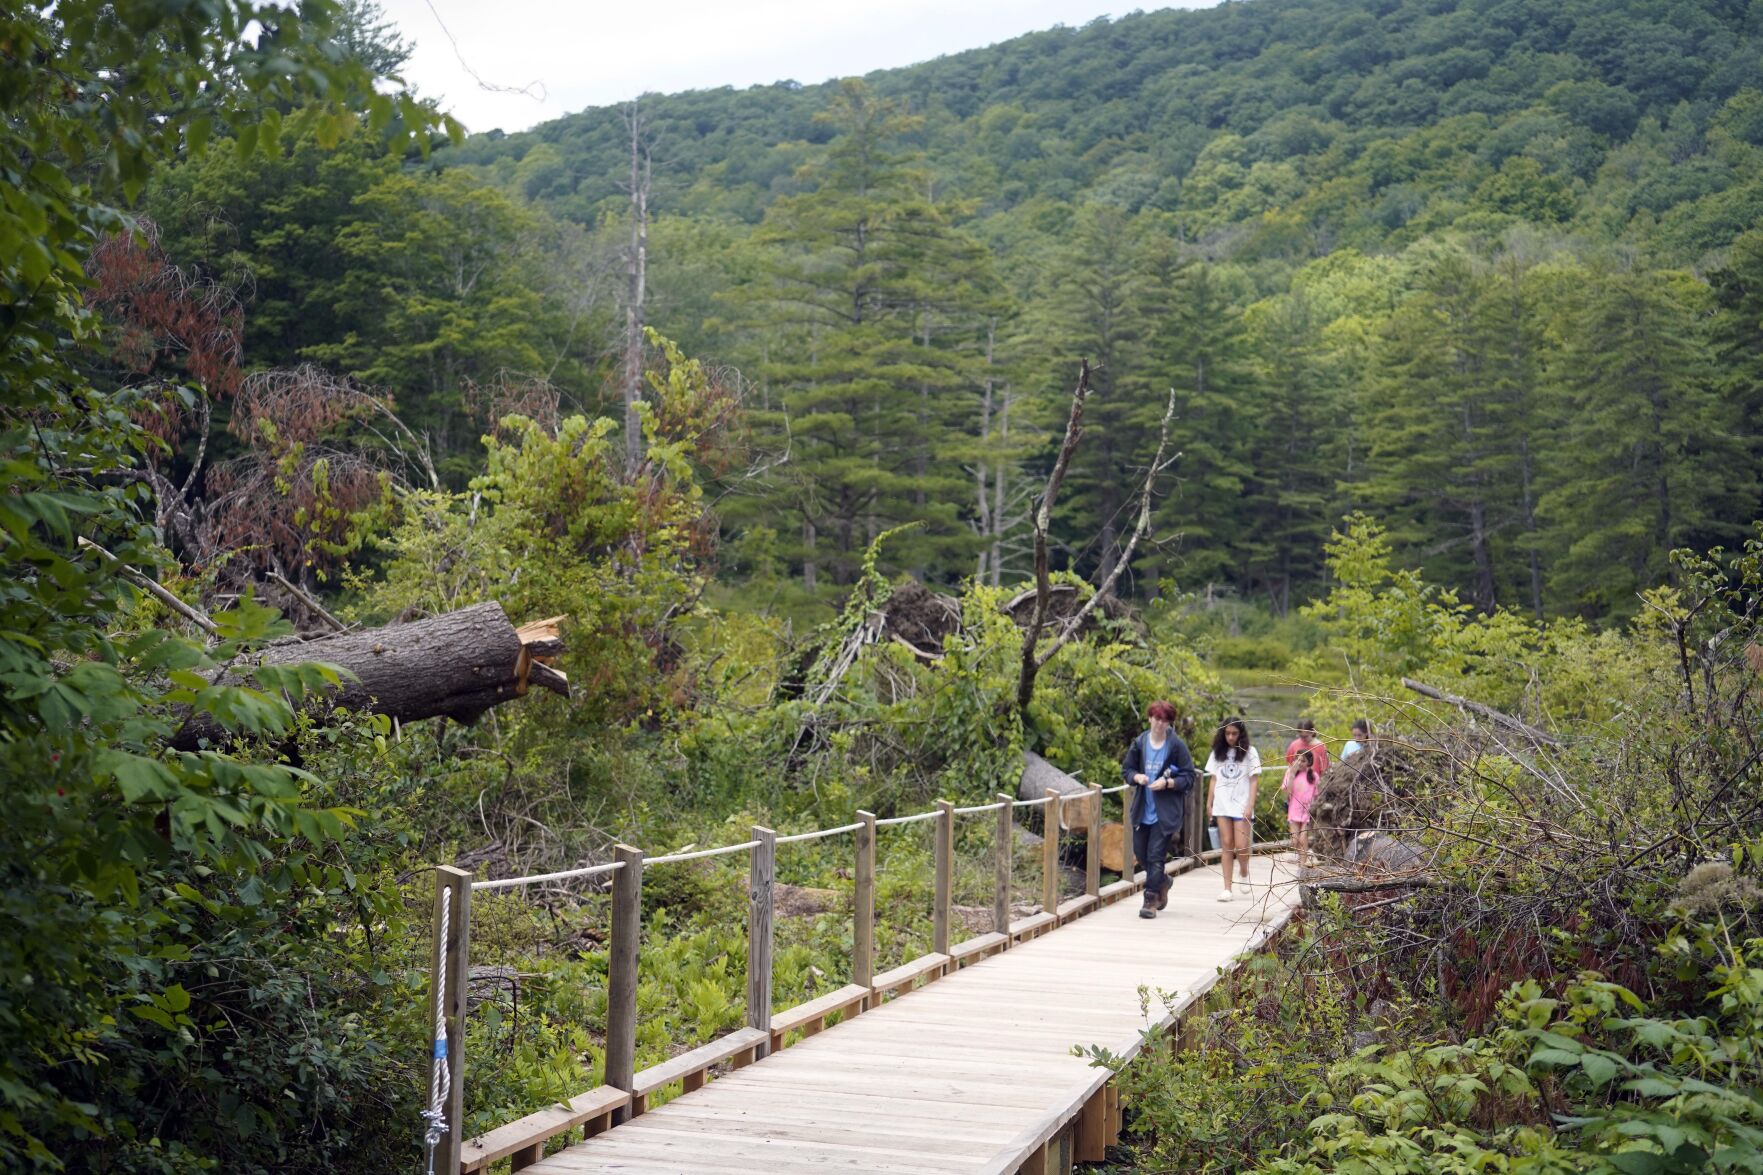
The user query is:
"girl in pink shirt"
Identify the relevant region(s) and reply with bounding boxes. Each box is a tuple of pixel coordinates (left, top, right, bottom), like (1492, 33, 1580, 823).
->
(1281, 748, 1319, 864)
(1284, 717, 1330, 775)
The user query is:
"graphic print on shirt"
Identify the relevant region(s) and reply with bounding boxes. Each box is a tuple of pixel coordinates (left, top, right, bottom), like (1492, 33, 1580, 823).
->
(1207, 746, 1260, 818)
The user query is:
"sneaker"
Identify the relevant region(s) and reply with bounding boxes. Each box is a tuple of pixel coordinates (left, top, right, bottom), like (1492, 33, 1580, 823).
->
(1138, 905, 1158, 919)
(1156, 886, 1170, 910)
(1217, 889, 1233, 902)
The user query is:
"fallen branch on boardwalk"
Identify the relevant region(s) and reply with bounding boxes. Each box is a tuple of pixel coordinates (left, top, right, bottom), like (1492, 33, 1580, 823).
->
(171, 601, 568, 750)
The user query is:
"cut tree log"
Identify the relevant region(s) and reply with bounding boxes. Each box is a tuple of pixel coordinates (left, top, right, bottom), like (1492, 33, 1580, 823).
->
(171, 600, 568, 750)
(1099, 821, 1128, 875)
(1019, 751, 1091, 831)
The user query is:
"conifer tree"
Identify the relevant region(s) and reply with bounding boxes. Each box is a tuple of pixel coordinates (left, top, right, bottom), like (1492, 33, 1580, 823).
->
(1708, 228, 1763, 526)
(745, 81, 1000, 589)
(1242, 290, 1334, 614)
(1032, 204, 1162, 588)
(1472, 248, 1554, 617)
(1360, 247, 1509, 611)
(1146, 257, 1257, 591)
(1540, 266, 1746, 616)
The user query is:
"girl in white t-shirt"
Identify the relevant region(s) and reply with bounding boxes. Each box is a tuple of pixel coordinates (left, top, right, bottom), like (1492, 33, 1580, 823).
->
(1205, 717, 1260, 901)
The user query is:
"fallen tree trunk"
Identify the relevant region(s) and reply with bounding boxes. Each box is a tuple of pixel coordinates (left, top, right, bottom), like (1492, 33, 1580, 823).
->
(172, 601, 568, 750)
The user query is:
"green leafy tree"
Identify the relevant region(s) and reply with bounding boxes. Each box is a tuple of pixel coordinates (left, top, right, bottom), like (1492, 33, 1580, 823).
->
(0, 1, 449, 1167)
(307, 168, 586, 477)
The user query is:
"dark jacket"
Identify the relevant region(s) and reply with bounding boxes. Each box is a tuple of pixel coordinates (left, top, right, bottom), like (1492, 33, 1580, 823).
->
(1121, 731, 1196, 832)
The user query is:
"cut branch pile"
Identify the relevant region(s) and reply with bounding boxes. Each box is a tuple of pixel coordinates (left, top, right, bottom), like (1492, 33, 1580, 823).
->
(1307, 740, 1436, 871)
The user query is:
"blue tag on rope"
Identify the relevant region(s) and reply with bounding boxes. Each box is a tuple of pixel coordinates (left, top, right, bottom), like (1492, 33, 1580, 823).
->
(434, 1038, 448, 1059)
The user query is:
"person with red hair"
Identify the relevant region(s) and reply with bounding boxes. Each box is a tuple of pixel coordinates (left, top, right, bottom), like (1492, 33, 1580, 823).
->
(1120, 700, 1196, 919)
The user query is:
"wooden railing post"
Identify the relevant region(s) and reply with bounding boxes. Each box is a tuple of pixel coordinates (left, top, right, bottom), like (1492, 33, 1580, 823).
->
(1125, 786, 1139, 886)
(605, 844, 643, 1124)
(1042, 788, 1060, 915)
(854, 811, 875, 992)
(1085, 783, 1101, 898)
(933, 800, 953, 955)
(1188, 779, 1204, 859)
(748, 826, 776, 1058)
(993, 793, 1012, 938)
(429, 865, 471, 1175)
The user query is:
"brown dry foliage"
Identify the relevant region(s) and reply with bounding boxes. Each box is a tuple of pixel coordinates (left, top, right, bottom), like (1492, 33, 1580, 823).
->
(86, 224, 244, 445)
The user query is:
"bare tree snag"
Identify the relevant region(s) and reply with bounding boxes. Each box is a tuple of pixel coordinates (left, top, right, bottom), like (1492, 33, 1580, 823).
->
(171, 601, 569, 750)
(622, 100, 652, 477)
(1400, 677, 1561, 747)
(1016, 362, 1091, 713)
(1016, 368, 1179, 713)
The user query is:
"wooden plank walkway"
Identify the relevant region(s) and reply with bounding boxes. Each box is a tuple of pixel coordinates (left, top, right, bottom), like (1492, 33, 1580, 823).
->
(521, 852, 1302, 1174)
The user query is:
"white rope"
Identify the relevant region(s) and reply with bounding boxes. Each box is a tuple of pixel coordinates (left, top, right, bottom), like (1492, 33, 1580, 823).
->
(875, 809, 943, 827)
(1012, 795, 1055, 808)
(952, 801, 1008, 815)
(470, 860, 626, 892)
(775, 822, 863, 845)
(1100, 784, 1130, 795)
(647, 839, 761, 865)
(421, 888, 451, 1173)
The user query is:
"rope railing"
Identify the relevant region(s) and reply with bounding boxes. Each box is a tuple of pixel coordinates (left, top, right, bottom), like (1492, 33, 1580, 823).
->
(470, 860, 626, 892)
(775, 821, 864, 845)
(874, 809, 943, 827)
(423, 767, 1298, 1173)
(646, 839, 762, 865)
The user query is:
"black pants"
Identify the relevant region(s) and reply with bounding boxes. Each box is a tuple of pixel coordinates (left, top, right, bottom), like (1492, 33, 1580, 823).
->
(1133, 821, 1177, 901)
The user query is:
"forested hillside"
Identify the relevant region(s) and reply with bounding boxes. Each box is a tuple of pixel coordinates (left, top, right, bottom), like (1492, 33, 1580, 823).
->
(8, 1, 1763, 1171)
(147, 0, 1763, 622)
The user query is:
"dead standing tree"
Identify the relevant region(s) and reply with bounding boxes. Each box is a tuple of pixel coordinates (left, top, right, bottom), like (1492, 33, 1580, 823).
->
(621, 99, 652, 477)
(1015, 361, 1179, 713)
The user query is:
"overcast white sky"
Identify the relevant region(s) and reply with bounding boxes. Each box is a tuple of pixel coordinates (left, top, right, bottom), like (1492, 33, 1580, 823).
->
(376, 0, 1222, 135)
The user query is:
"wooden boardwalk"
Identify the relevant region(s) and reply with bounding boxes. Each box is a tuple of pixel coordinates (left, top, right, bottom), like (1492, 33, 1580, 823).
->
(520, 852, 1301, 1174)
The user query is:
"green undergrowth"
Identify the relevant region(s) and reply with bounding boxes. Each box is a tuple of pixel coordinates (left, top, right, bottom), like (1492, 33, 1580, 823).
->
(1079, 899, 1763, 1174)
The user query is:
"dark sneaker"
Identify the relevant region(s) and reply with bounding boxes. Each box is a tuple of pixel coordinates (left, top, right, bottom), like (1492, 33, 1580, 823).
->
(1139, 904, 1158, 919)
(1156, 886, 1170, 910)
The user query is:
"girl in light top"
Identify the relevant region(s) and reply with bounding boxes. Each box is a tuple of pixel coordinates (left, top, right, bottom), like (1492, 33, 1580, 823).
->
(1281, 747, 1319, 864)
(1206, 717, 1259, 902)
(1342, 718, 1370, 760)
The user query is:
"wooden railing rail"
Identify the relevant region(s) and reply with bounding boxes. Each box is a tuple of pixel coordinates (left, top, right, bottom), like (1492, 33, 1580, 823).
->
(432, 788, 1276, 1172)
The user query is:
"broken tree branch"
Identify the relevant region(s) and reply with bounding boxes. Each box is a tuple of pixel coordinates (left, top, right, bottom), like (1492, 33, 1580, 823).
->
(79, 537, 219, 638)
(268, 570, 348, 633)
(171, 601, 570, 750)
(1400, 677, 1562, 747)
